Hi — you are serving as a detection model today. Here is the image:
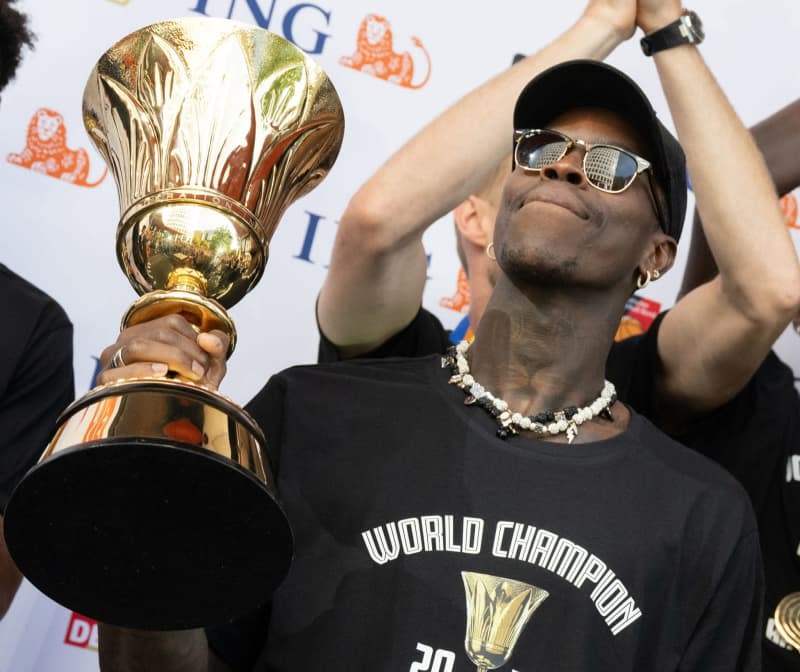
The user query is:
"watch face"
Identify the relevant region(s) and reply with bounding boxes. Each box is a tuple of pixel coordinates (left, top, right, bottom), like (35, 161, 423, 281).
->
(685, 10, 705, 41)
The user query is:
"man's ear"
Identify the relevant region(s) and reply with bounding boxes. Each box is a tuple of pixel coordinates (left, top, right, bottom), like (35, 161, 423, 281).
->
(636, 232, 678, 280)
(454, 195, 494, 248)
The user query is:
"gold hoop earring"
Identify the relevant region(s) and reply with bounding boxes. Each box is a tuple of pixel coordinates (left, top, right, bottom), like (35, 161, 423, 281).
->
(636, 270, 652, 290)
(652, 269, 661, 280)
(486, 242, 496, 261)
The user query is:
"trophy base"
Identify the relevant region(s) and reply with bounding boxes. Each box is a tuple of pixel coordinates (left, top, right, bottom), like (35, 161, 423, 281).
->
(4, 379, 293, 630)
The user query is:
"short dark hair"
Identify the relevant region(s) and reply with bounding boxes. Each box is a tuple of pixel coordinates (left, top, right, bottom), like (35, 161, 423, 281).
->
(0, 0, 35, 94)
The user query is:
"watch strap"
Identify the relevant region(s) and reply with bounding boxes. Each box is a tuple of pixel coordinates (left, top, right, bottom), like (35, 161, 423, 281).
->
(641, 11, 703, 56)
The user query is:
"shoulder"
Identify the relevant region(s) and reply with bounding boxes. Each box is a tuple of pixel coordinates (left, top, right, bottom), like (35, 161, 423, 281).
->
(629, 409, 756, 526)
(318, 306, 451, 363)
(279, 353, 438, 390)
(1, 265, 72, 368)
(692, 349, 797, 428)
(675, 349, 798, 469)
(607, 311, 665, 380)
(249, 354, 439, 414)
(1, 264, 72, 331)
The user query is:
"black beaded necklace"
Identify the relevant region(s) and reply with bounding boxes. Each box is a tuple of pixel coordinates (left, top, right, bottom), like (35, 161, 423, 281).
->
(442, 340, 617, 442)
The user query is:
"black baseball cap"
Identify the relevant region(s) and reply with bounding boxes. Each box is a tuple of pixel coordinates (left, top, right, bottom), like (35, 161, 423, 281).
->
(513, 59, 687, 242)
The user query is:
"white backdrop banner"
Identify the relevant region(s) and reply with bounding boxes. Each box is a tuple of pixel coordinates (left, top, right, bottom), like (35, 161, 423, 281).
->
(1, 1, 799, 670)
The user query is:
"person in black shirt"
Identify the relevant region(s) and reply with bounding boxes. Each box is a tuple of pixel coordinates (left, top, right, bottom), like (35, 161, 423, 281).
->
(317, 1, 799, 424)
(668, 98, 800, 669)
(317, 2, 800, 665)
(95, 3, 777, 671)
(0, 1, 75, 620)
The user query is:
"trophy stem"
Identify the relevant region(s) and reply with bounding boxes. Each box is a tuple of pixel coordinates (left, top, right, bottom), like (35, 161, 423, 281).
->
(122, 289, 237, 356)
(476, 666, 489, 672)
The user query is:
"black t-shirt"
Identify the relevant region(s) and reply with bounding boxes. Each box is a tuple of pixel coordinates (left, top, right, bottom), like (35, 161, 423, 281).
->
(0, 264, 74, 513)
(208, 354, 763, 671)
(317, 307, 452, 363)
(319, 307, 800, 668)
(610, 313, 800, 670)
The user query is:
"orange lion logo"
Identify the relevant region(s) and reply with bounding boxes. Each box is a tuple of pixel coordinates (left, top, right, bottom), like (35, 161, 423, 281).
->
(614, 315, 645, 342)
(440, 267, 471, 314)
(7, 108, 107, 187)
(781, 193, 798, 229)
(340, 14, 431, 89)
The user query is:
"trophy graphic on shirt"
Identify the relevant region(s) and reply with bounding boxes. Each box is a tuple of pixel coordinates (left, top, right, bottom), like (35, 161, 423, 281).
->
(461, 571, 549, 671)
(775, 592, 800, 652)
(4, 17, 344, 630)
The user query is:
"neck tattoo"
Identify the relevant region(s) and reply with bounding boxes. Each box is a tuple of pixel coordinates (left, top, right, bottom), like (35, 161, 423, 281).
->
(442, 340, 617, 443)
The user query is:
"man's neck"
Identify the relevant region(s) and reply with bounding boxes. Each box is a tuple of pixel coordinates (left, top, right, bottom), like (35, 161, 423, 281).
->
(467, 275, 625, 420)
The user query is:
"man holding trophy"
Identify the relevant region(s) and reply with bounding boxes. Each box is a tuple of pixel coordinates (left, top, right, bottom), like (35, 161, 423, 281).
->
(78, 1, 785, 671)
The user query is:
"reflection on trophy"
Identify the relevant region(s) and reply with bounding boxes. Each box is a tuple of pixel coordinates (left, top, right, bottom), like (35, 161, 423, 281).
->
(461, 571, 549, 672)
(4, 18, 344, 630)
(775, 592, 800, 652)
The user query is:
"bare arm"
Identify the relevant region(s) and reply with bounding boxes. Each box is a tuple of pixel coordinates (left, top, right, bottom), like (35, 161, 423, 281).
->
(679, 98, 800, 297)
(0, 516, 22, 619)
(637, 5, 800, 426)
(318, 0, 637, 357)
(98, 626, 230, 672)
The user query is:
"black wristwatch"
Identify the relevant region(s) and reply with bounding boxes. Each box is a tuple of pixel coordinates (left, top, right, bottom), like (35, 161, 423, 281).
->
(640, 10, 704, 56)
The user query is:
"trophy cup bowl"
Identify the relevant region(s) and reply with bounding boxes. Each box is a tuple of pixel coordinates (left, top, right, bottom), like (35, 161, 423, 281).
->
(4, 17, 344, 630)
(461, 572, 549, 671)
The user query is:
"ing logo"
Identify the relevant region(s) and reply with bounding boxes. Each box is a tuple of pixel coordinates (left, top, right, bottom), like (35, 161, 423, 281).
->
(6, 108, 107, 188)
(781, 193, 798, 229)
(339, 14, 431, 89)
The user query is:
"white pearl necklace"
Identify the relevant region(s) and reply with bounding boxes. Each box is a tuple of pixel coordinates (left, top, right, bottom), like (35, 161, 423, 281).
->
(442, 340, 617, 443)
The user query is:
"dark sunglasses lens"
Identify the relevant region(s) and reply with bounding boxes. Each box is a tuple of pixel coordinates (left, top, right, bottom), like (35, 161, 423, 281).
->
(516, 133, 568, 170)
(584, 146, 638, 192)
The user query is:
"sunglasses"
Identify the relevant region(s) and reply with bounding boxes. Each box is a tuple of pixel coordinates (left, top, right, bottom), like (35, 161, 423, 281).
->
(514, 128, 655, 194)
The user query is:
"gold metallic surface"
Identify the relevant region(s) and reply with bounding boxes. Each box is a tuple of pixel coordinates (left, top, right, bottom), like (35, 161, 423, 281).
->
(3, 18, 344, 628)
(461, 571, 549, 672)
(775, 592, 800, 652)
(46, 378, 269, 484)
(122, 289, 236, 348)
(82, 16, 345, 342)
(71, 14, 343, 477)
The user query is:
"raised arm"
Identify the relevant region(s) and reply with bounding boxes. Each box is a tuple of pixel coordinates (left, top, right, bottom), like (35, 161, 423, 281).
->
(638, 4, 800, 426)
(678, 98, 800, 297)
(317, 0, 637, 357)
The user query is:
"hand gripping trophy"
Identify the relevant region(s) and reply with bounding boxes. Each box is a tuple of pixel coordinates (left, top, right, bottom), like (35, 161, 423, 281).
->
(4, 17, 344, 630)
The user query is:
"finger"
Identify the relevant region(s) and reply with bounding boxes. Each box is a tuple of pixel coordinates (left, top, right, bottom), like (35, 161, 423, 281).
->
(120, 339, 210, 381)
(196, 330, 230, 389)
(97, 362, 169, 386)
(196, 330, 230, 357)
(204, 355, 228, 390)
(100, 315, 205, 369)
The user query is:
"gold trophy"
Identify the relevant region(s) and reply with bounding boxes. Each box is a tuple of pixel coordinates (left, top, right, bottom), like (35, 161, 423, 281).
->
(775, 592, 800, 652)
(4, 17, 344, 630)
(461, 571, 549, 671)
